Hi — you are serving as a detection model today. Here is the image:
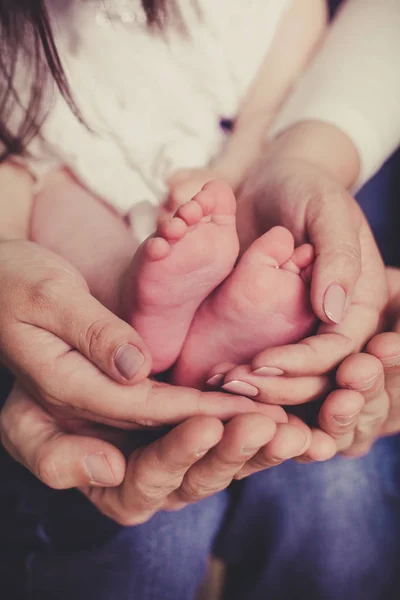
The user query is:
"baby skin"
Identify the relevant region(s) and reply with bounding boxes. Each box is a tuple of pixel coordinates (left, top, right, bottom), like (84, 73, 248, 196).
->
(125, 180, 317, 388)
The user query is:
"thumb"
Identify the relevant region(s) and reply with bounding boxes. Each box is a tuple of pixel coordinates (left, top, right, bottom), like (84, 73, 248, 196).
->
(0, 384, 126, 489)
(20, 275, 152, 385)
(307, 191, 362, 324)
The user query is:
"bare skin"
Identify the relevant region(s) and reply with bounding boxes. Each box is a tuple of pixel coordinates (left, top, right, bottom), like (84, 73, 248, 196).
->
(172, 225, 316, 389)
(124, 180, 239, 373)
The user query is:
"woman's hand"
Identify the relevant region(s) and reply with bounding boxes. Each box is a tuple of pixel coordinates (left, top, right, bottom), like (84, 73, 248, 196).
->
(167, 123, 387, 405)
(319, 267, 400, 457)
(235, 154, 387, 378)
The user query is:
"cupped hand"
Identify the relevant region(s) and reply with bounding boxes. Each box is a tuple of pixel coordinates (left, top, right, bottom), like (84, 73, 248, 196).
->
(320, 267, 400, 457)
(234, 155, 387, 380)
(0, 239, 269, 430)
(0, 383, 318, 524)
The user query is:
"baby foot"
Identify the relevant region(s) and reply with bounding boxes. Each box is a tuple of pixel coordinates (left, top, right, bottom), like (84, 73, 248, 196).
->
(123, 181, 239, 373)
(159, 168, 226, 223)
(173, 226, 317, 388)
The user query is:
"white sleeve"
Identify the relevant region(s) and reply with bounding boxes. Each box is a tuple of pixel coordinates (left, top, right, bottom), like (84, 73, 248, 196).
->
(269, 0, 400, 190)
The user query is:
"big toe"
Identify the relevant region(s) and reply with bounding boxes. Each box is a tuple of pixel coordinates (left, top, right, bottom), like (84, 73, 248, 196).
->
(242, 226, 295, 267)
(201, 180, 237, 217)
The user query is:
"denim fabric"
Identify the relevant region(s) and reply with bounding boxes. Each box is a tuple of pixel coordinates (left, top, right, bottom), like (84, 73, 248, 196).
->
(217, 436, 400, 600)
(0, 443, 229, 600)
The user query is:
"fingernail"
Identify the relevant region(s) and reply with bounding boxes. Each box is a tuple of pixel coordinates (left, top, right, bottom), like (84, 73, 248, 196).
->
(195, 448, 211, 458)
(332, 412, 359, 426)
(252, 366, 284, 377)
(349, 375, 379, 391)
(222, 380, 259, 397)
(114, 344, 145, 379)
(84, 453, 116, 486)
(324, 284, 346, 324)
(206, 374, 225, 386)
(241, 446, 260, 456)
(380, 355, 400, 368)
(294, 457, 314, 464)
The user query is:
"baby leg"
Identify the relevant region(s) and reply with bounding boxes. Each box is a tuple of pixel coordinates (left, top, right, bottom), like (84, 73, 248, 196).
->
(31, 170, 137, 313)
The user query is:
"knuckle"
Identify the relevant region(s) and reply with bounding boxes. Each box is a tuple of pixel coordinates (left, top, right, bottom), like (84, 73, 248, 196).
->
(356, 417, 384, 440)
(82, 318, 115, 358)
(134, 478, 167, 504)
(335, 242, 362, 271)
(27, 275, 64, 314)
(321, 241, 361, 279)
(181, 477, 224, 503)
(35, 452, 64, 489)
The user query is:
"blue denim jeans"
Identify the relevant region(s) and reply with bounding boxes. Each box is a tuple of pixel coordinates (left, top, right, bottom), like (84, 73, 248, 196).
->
(0, 441, 229, 600)
(217, 437, 400, 600)
(2, 435, 400, 600)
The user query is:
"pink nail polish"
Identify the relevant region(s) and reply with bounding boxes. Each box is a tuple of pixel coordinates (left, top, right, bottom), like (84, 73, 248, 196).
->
(206, 374, 225, 386)
(324, 284, 346, 324)
(114, 344, 145, 379)
(222, 380, 259, 397)
(252, 366, 284, 377)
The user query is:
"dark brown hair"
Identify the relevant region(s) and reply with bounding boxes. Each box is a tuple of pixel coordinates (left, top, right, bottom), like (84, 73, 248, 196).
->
(0, 0, 167, 161)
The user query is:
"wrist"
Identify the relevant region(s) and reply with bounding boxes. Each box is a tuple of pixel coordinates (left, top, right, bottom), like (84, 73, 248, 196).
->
(265, 121, 360, 189)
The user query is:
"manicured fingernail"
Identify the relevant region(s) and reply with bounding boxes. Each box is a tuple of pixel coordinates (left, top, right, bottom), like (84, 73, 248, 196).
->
(252, 366, 284, 377)
(206, 374, 225, 386)
(324, 284, 346, 324)
(114, 344, 145, 379)
(84, 453, 116, 485)
(222, 380, 259, 397)
(332, 412, 359, 426)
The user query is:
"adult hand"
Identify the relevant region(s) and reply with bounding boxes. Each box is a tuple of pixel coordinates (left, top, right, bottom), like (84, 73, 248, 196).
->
(234, 155, 386, 379)
(0, 239, 268, 430)
(321, 267, 400, 457)
(215, 141, 386, 411)
(1, 383, 318, 523)
(167, 123, 387, 408)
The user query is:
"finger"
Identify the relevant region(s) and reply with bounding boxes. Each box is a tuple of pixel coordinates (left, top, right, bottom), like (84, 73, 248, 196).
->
(82, 417, 224, 525)
(234, 415, 311, 479)
(295, 427, 337, 462)
(0, 384, 126, 489)
(4, 268, 152, 384)
(318, 388, 365, 452)
(206, 362, 237, 387)
(366, 332, 400, 436)
(8, 328, 270, 427)
(171, 413, 277, 505)
(306, 192, 362, 324)
(251, 293, 381, 377)
(336, 353, 388, 455)
(222, 364, 330, 405)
